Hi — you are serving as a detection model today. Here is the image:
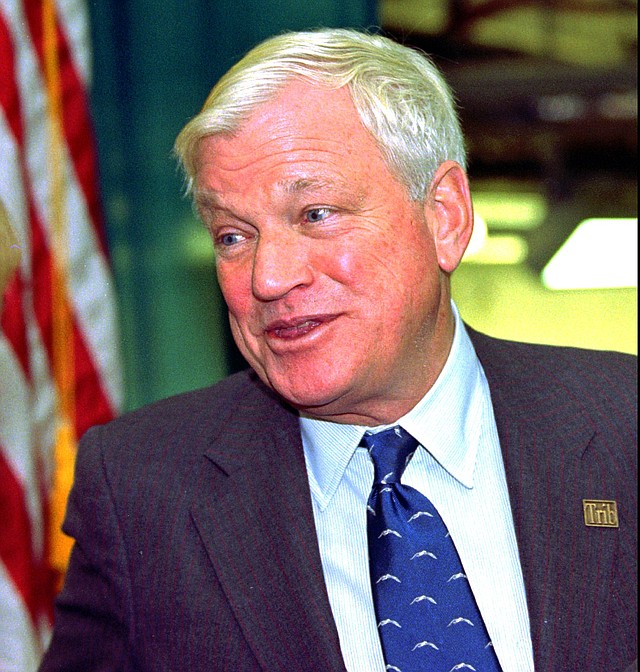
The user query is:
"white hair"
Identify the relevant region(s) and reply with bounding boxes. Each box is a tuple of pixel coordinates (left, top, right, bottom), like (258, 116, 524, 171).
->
(174, 28, 466, 201)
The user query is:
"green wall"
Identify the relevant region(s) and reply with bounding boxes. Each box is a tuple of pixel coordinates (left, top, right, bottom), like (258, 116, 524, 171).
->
(89, 0, 377, 411)
(89, 1, 635, 413)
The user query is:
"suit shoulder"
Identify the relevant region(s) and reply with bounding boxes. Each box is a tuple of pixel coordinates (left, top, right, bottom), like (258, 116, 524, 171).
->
(469, 327, 636, 388)
(468, 328, 637, 430)
(79, 368, 271, 457)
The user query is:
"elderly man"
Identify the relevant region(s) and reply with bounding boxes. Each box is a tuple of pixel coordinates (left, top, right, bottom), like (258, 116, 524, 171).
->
(40, 29, 636, 672)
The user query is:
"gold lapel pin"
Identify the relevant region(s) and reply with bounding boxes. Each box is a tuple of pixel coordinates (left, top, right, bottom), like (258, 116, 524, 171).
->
(583, 499, 619, 528)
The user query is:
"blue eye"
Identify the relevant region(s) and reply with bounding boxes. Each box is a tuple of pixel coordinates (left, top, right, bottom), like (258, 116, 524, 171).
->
(305, 208, 330, 223)
(219, 232, 243, 247)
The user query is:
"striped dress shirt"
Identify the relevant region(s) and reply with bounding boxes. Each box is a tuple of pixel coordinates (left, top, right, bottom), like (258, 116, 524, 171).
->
(300, 305, 535, 672)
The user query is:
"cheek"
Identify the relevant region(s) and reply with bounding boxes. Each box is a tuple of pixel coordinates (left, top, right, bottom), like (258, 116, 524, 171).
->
(326, 247, 360, 283)
(323, 234, 395, 287)
(328, 237, 422, 300)
(217, 264, 253, 321)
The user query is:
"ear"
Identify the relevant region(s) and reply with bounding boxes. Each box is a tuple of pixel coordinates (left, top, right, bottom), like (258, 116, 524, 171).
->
(425, 161, 473, 274)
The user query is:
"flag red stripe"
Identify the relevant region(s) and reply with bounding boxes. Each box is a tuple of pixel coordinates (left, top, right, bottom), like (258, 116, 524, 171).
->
(23, 0, 108, 255)
(1, 6, 50, 638)
(0, 10, 33, 380)
(1, 273, 31, 378)
(0, 450, 42, 623)
(1, 4, 121, 660)
(0, 9, 24, 145)
(1, 4, 116, 434)
(30, 211, 114, 436)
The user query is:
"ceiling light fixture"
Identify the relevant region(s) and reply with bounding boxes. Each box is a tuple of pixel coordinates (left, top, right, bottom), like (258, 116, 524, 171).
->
(542, 218, 638, 290)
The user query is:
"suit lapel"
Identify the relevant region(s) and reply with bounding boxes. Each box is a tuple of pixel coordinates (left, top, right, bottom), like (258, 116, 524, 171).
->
(187, 332, 627, 671)
(470, 329, 623, 671)
(190, 380, 346, 672)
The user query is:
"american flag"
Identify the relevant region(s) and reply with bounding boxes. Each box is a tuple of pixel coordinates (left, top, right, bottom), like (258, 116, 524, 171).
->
(0, 1, 122, 669)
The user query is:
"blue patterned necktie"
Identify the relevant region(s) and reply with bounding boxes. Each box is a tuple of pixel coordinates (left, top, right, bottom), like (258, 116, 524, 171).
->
(363, 426, 502, 672)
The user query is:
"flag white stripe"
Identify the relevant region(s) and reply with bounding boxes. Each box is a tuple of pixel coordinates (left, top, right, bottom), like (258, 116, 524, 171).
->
(0, 325, 53, 561)
(1, 4, 121, 668)
(0, 562, 43, 672)
(0, 94, 57, 497)
(53, 0, 91, 86)
(0, 102, 30, 266)
(26, 301, 58, 481)
(0, 336, 33, 482)
(3, 0, 122, 410)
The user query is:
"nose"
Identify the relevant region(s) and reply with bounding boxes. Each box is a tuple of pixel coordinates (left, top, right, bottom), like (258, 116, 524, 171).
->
(251, 230, 313, 301)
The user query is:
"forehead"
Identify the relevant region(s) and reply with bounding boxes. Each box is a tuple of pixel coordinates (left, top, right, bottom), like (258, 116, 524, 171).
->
(194, 80, 392, 197)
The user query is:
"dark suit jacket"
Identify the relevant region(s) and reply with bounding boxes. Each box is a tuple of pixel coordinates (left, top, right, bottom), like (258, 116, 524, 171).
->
(39, 330, 637, 671)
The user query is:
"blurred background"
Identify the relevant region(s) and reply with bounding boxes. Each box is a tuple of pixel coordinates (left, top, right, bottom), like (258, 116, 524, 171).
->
(89, 0, 637, 412)
(0, 2, 636, 667)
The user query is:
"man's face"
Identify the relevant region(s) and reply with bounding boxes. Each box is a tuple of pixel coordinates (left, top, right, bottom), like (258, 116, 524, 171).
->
(195, 81, 460, 425)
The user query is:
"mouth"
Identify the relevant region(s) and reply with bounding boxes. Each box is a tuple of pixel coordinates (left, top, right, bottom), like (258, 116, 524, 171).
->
(264, 314, 336, 340)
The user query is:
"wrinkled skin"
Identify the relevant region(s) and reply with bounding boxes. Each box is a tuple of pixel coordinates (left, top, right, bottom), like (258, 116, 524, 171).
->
(194, 81, 473, 425)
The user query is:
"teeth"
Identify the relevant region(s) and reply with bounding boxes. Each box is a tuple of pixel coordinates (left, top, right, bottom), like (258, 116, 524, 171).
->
(283, 322, 310, 332)
(281, 320, 316, 330)
(273, 319, 319, 336)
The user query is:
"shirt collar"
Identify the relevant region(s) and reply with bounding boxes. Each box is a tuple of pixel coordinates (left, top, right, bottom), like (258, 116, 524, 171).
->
(400, 304, 484, 489)
(300, 303, 486, 509)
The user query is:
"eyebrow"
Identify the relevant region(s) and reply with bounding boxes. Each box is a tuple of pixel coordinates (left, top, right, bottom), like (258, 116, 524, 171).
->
(193, 189, 222, 212)
(194, 178, 340, 204)
(281, 177, 341, 195)
(193, 175, 366, 217)
(280, 177, 366, 209)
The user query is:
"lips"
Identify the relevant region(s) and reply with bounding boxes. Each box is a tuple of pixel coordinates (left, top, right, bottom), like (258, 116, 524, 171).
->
(264, 315, 336, 340)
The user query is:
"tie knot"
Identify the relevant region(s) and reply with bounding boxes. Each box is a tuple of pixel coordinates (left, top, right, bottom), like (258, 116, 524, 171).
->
(361, 426, 419, 485)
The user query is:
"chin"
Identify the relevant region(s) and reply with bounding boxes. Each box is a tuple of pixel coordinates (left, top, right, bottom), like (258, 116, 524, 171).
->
(261, 372, 348, 414)
(274, 383, 341, 412)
